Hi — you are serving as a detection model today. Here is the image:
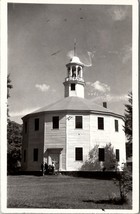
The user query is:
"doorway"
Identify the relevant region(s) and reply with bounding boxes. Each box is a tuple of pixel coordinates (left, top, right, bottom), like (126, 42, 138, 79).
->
(46, 148, 63, 171)
(49, 153, 59, 170)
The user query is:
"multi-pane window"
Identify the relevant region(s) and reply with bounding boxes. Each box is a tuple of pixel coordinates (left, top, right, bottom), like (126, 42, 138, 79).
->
(24, 150, 26, 162)
(115, 119, 119, 132)
(99, 148, 105, 161)
(24, 121, 27, 133)
(71, 83, 75, 91)
(98, 117, 104, 130)
(53, 116, 59, 129)
(75, 116, 82, 129)
(35, 118, 39, 131)
(33, 148, 38, 162)
(75, 148, 83, 161)
(116, 149, 120, 162)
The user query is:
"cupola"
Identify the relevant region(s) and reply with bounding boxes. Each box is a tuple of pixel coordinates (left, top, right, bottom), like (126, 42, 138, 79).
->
(63, 50, 85, 98)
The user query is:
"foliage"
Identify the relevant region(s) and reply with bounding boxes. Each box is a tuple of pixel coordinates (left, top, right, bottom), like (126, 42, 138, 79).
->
(7, 120, 22, 144)
(7, 74, 13, 99)
(7, 121, 22, 174)
(7, 74, 13, 118)
(81, 143, 118, 171)
(7, 74, 22, 174)
(124, 92, 132, 158)
(113, 166, 132, 201)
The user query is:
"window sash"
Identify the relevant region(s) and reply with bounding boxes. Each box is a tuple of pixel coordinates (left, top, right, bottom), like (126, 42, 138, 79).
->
(33, 148, 38, 162)
(116, 149, 120, 161)
(98, 117, 104, 130)
(75, 148, 83, 161)
(71, 83, 75, 91)
(115, 120, 119, 132)
(35, 118, 39, 131)
(53, 116, 59, 129)
(75, 116, 82, 129)
(99, 148, 105, 161)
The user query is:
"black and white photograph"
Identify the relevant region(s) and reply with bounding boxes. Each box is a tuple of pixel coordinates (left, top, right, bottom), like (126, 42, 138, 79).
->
(1, 0, 139, 213)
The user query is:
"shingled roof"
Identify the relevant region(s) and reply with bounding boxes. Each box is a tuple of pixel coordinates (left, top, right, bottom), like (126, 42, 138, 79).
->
(22, 96, 124, 119)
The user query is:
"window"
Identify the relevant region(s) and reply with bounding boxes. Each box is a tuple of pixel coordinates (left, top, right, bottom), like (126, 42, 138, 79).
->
(68, 67, 70, 76)
(115, 120, 119, 132)
(24, 121, 27, 133)
(71, 83, 75, 91)
(78, 66, 81, 76)
(98, 117, 104, 130)
(72, 66, 76, 72)
(99, 148, 105, 161)
(75, 116, 82, 129)
(35, 118, 39, 131)
(33, 148, 38, 161)
(72, 66, 76, 77)
(116, 149, 120, 161)
(75, 148, 83, 161)
(24, 150, 26, 162)
(53, 116, 59, 129)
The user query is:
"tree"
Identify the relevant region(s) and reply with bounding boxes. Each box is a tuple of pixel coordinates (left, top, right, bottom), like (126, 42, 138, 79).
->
(113, 165, 132, 202)
(7, 121, 22, 174)
(7, 74, 13, 118)
(124, 92, 132, 158)
(81, 144, 132, 203)
(7, 75, 22, 174)
(7, 74, 13, 98)
(81, 143, 118, 171)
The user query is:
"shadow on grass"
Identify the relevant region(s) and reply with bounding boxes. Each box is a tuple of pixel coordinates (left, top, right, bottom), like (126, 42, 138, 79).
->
(83, 197, 128, 205)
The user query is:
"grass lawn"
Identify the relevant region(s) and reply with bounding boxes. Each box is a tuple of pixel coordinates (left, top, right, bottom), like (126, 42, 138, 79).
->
(7, 175, 132, 209)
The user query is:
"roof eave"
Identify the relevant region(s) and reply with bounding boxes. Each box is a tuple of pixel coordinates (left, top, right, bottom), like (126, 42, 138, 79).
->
(22, 109, 124, 121)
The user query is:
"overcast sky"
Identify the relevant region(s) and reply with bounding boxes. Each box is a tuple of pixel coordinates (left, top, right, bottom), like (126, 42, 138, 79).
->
(8, 3, 132, 124)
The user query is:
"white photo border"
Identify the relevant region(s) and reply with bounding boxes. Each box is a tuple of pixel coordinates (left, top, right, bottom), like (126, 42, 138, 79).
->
(1, 0, 139, 213)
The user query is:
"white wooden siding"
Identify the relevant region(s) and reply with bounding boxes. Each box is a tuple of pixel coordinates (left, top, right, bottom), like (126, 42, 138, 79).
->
(90, 114, 126, 169)
(66, 113, 126, 171)
(66, 113, 90, 170)
(44, 113, 66, 170)
(22, 114, 45, 171)
(22, 111, 126, 172)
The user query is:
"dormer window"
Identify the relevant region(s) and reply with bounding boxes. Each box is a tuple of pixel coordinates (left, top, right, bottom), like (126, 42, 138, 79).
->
(71, 83, 75, 91)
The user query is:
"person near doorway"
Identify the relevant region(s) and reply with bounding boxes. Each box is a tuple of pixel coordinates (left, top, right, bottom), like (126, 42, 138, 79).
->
(52, 161, 55, 175)
(41, 162, 45, 176)
(45, 162, 48, 175)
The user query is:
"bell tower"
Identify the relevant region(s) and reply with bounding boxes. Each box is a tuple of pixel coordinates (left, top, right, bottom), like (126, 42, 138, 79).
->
(63, 45, 85, 98)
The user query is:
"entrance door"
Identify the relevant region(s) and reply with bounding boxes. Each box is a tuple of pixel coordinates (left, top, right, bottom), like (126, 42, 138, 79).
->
(49, 153, 59, 170)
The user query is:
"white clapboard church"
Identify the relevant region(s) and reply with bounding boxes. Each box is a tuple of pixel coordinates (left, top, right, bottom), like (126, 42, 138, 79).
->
(21, 50, 126, 173)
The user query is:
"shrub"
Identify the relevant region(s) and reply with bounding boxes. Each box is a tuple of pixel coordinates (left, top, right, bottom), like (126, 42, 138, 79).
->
(81, 143, 118, 171)
(113, 165, 132, 201)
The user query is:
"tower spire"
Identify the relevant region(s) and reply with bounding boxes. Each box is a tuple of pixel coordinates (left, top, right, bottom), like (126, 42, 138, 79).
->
(74, 38, 77, 56)
(64, 43, 85, 98)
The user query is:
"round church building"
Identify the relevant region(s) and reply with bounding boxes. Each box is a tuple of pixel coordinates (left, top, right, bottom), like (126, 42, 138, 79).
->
(21, 55, 126, 173)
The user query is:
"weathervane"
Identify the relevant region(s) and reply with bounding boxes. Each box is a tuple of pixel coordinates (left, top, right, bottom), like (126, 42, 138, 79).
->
(74, 38, 77, 56)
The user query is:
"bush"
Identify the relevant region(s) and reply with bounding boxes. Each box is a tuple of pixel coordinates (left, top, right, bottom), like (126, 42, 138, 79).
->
(7, 121, 22, 174)
(113, 166, 132, 201)
(81, 143, 118, 171)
